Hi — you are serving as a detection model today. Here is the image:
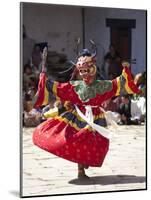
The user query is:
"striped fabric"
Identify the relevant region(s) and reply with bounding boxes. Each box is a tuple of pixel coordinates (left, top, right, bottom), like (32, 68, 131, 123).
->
(115, 66, 141, 96)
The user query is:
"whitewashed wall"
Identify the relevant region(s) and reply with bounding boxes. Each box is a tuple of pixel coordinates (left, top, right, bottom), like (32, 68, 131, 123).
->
(85, 7, 146, 75)
(22, 3, 83, 63)
(22, 4, 146, 75)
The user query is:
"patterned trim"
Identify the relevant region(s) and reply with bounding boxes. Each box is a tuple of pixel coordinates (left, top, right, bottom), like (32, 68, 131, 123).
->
(52, 82, 60, 101)
(42, 86, 49, 105)
(115, 67, 140, 96)
(55, 110, 107, 131)
(55, 116, 82, 131)
(122, 70, 133, 94)
(46, 80, 59, 102)
(61, 110, 105, 122)
(94, 118, 107, 127)
(52, 81, 57, 95)
(115, 77, 121, 96)
(122, 67, 140, 94)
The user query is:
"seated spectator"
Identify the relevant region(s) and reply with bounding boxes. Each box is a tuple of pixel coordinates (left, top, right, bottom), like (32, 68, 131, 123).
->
(23, 64, 37, 91)
(134, 71, 146, 86)
(28, 77, 38, 98)
(117, 95, 131, 125)
(117, 94, 143, 125)
(23, 101, 42, 127)
(101, 97, 121, 126)
(134, 71, 146, 98)
(102, 96, 121, 112)
(132, 71, 146, 123)
(131, 96, 146, 124)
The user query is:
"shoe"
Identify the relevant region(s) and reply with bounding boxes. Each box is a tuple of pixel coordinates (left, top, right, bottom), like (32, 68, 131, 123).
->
(78, 173, 90, 179)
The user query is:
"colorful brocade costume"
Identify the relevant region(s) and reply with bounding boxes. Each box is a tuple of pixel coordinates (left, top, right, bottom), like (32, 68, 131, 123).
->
(33, 66, 140, 167)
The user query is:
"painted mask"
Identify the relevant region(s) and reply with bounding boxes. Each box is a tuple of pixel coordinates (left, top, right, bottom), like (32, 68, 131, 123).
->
(76, 55, 97, 84)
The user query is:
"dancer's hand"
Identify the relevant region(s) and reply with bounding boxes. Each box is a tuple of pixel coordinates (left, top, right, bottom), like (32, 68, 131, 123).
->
(122, 61, 130, 68)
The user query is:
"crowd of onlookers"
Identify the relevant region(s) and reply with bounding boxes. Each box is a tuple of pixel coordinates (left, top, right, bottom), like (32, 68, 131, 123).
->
(23, 43, 146, 128)
(102, 92, 146, 126)
(101, 44, 146, 126)
(23, 43, 42, 127)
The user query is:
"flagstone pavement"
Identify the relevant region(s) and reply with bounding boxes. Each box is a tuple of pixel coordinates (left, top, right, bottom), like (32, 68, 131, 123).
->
(22, 125, 146, 197)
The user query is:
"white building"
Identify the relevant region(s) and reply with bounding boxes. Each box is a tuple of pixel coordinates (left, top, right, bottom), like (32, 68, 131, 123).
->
(22, 3, 146, 75)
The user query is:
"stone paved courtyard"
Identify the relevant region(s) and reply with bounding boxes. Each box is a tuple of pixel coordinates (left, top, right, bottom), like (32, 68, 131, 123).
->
(22, 125, 146, 197)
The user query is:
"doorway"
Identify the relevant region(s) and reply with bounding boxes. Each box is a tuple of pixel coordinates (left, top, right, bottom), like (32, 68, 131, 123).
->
(106, 18, 136, 61)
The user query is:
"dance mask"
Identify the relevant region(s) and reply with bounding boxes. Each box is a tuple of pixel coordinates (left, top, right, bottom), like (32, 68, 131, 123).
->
(75, 39, 97, 84)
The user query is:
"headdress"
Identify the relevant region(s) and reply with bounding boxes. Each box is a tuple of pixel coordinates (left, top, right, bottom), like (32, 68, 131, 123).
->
(70, 39, 97, 80)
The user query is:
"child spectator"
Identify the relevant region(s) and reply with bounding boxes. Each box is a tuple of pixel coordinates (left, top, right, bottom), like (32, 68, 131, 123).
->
(23, 101, 42, 127)
(117, 95, 131, 125)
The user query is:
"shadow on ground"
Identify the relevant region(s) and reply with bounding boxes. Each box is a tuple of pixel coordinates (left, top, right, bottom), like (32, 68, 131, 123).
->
(9, 190, 19, 197)
(68, 175, 146, 185)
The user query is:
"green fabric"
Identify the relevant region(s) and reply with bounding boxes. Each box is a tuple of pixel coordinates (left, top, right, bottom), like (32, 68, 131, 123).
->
(70, 80, 112, 102)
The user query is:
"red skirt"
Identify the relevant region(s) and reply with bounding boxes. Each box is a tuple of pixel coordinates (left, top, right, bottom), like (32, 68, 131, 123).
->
(33, 116, 109, 167)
